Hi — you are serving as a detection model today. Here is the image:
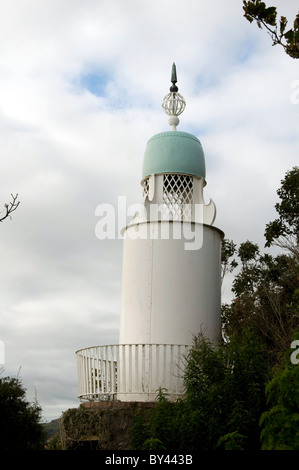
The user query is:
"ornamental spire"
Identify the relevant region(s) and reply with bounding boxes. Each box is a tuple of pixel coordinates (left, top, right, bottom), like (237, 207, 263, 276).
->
(162, 63, 186, 131)
(170, 63, 178, 92)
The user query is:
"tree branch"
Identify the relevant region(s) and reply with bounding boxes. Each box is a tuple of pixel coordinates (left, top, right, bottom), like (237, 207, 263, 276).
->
(0, 194, 20, 222)
(243, 1, 299, 58)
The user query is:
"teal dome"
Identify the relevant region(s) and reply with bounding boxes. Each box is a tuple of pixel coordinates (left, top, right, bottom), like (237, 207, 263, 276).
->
(142, 131, 206, 180)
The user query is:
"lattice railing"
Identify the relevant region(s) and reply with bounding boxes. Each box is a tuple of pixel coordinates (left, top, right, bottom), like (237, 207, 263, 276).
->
(76, 344, 190, 402)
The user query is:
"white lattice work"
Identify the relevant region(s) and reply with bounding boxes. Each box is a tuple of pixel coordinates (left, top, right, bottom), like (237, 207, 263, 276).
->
(163, 174, 193, 221)
(142, 177, 149, 199)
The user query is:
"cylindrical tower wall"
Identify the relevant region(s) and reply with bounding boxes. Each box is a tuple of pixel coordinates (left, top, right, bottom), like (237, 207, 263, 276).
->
(119, 221, 223, 347)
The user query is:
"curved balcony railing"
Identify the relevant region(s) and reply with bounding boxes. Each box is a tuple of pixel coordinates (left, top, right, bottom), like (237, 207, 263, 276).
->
(76, 344, 190, 402)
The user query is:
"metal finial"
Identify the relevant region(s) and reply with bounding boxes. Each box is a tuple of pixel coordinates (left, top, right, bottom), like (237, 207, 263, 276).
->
(170, 63, 178, 92)
(162, 63, 186, 130)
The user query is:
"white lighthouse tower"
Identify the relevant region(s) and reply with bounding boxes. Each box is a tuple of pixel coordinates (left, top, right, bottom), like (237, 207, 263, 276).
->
(76, 65, 223, 403)
(117, 64, 223, 401)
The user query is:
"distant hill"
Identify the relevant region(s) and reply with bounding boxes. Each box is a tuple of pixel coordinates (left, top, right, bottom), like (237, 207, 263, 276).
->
(42, 418, 60, 440)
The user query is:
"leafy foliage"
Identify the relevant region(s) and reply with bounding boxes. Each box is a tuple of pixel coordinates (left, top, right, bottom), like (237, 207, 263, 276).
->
(0, 371, 46, 450)
(217, 431, 247, 450)
(221, 238, 238, 283)
(243, 1, 299, 58)
(264, 167, 299, 257)
(45, 432, 63, 450)
(130, 411, 152, 450)
(131, 330, 269, 451)
(237, 240, 259, 268)
(222, 252, 298, 364)
(260, 333, 299, 449)
(222, 167, 299, 363)
(185, 331, 269, 449)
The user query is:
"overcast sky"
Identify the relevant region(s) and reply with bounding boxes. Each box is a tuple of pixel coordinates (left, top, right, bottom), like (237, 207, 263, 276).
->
(0, 0, 298, 422)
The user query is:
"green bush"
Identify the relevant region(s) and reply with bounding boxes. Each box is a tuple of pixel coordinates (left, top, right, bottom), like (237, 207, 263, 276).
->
(0, 371, 46, 450)
(131, 329, 269, 451)
(260, 333, 299, 450)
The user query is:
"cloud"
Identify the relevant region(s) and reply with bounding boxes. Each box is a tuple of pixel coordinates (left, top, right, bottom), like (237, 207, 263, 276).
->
(0, 0, 298, 421)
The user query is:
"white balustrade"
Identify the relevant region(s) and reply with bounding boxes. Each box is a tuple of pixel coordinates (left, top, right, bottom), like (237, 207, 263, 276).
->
(76, 344, 190, 402)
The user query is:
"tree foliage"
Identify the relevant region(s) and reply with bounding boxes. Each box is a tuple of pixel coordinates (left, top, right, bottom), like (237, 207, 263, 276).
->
(264, 167, 299, 258)
(222, 252, 298, 364)
(131, 330, 269, 451)
(259, 333, 299, 450)
(221, 238, 238, 283)
(243, 0, 299, 58)
(221, 167, 299, 448)
(223, 167, 299, 363)
(0, 371, 46, 450)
